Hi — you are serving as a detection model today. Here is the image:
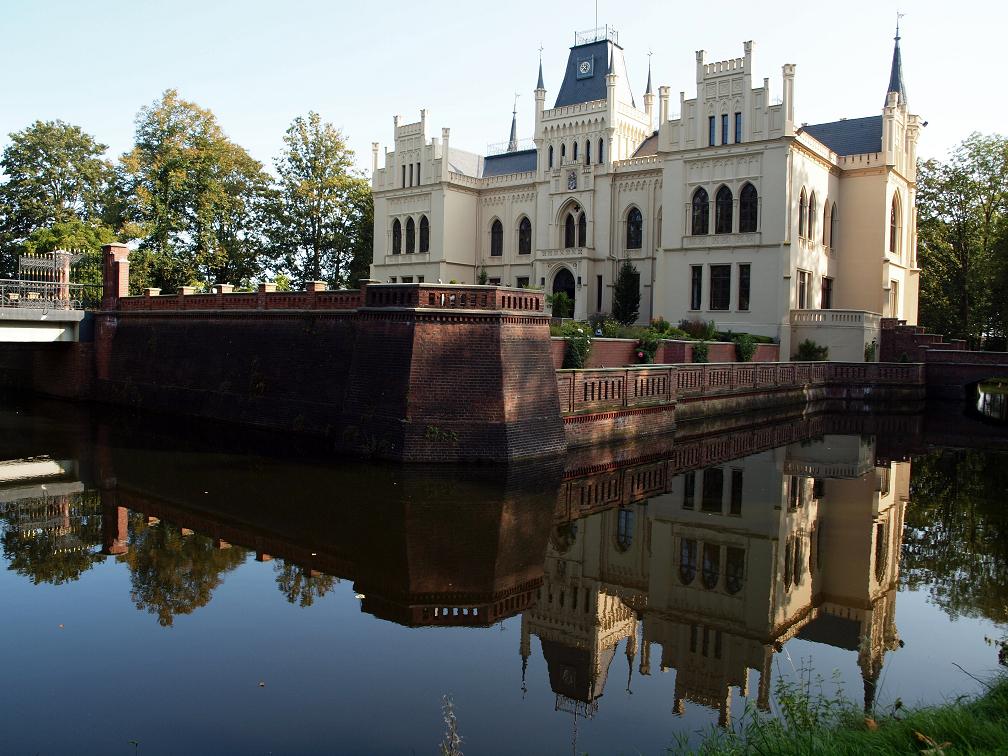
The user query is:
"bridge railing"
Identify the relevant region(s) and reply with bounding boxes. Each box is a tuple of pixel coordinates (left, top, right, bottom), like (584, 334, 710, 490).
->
(0, 279, 100, 311)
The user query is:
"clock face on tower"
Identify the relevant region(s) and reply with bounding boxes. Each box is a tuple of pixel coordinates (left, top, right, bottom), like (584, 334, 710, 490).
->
(575, 56, 594, 80)
(567, 170, 577, 190)
(579, 61, 591, 74)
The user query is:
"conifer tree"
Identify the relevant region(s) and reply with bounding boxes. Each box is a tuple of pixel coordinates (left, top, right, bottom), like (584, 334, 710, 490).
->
(612, 259, 641, 325)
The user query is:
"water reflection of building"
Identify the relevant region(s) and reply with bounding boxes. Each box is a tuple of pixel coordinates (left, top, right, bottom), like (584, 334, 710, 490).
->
(523, 432, 908, 722)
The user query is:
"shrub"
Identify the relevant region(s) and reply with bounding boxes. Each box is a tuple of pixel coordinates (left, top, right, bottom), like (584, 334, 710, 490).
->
(691, 340, 709, 363)
(587, 312, 608, 333)
(679, 318, 718, 340)
(560, 321, 592, 369)
(733, 333, 757, 362)
(793, 339, 829, 361)
(477, 266, 488, 285)
(636, 331, 661, 363)
(547, 290, 573, 318)
(864, 339, 878, 362)
(650, 316, 674, 335)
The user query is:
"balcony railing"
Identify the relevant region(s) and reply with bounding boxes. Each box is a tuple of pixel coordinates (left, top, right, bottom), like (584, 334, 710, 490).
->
(0, 279, 99, 311)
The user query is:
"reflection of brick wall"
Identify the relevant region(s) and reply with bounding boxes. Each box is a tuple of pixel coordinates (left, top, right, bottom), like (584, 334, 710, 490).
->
(0, 342, 93, 399)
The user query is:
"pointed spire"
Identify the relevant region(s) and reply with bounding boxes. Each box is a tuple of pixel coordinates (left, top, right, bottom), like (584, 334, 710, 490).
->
(645, 52, 653, 95)
(885, 16, 908, 107)
(508, 93, 519, 152)
(536, 49, 545, 90)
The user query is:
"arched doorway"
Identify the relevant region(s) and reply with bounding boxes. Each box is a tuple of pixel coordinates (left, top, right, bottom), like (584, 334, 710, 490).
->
(551, 268, 575, 318)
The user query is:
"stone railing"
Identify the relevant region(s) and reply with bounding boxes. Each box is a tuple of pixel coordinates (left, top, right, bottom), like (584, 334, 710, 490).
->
(364, 283, 545, 313)
(790, 309, 881, 328)
(556, 361, 924, 416)
(117, 285, 362, 312)
(613, 154, 661, 171)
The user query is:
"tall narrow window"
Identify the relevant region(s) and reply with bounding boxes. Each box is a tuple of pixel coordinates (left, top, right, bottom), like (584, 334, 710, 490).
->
(679, 538, 698, 585)
(616, 508, 634, 552)
(725, 547, 744, 594)
(874, 522, 888, 582)
(821, 277, 833, 309)
(548, 145, 554, 169)
(573, 141, 578, 162)
(823, 203, 830, 246)
(715, 186, 733, 234)
(709, 265, 730, 311)
(691, 188, 709, 235)
(708, 116, 716, 147)
(797, 270, 810, 309)
(730, 469, 743, 515)
(598, 138, 604, 163)
(490, 219, 503, 257)
(798, 188, 807, 239)
(683, 471, 696, 509)
(419, 215, 430, 253)
(739, 183, 758, 232)
(829, 203, 838, 251)
(738, 263, 751, 311)
(807, 192, 817, 240)
(392, 219, 402, 254)
(561, 143, 566, 161)
(585, 140, 591, 165)
(405, 217, 415, 253)
(626, 207, 643, 249)
(890, 193, 901, 256)
(409, 163, 413, 187)
(577, 212, 586, 247)
(690, 266, 702, 310)
(518, 217, 532, 254)
(701, 467, 724, 512)
(734, 112, 742, 143)
(889, 279, 899, 317)
(416, 162, 421, 184)
(702, 543, 720, 589)
(564, 213, 576, 248)
(596, 274, 603, 311)
(401, 165, 406, 188)
(721, 114, 728, 145)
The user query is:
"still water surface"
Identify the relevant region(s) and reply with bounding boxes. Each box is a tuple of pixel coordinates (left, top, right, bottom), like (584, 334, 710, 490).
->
(0, 399, 1005, 755)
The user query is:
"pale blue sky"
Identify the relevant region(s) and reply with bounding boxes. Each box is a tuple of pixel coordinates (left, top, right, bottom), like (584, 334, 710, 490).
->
(0, 0, 1002, 175)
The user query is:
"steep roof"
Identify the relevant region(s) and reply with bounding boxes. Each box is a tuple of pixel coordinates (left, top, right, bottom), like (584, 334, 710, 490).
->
(482, 149, 537, 176)
(554, 39, 636, 109)
(631, 131, 658, 157)
(802, 115, 883, 156)
(886, 30, 908, 106)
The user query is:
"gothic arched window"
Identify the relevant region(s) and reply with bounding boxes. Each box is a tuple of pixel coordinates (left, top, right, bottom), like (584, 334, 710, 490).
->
(701, 543, 720, 589)
(598, 138, 604, 164)
(739, 183, 758, 233)
(490, 219, 503, 257)
(715, 186, 733, 234)
(585, 140, 591, 165)
(405, 217, 415, 253)
(561, 143, 566, 161)
(518, 217, 532, 255)
(573, 141, 578, 162)
(829, 203, 838, 251)
(626, 207, 643, 249)
(679, 538, 697, 585)
(419, 215, 429, 253)
(577, 212, 587, 247)
(807, 192, 817, 241)
(798, 188, 807, 239)
(548, 145, 554, 169)
(691, 188, 709, 236)
(564, 213, 576, 249)
(822, 202, 830, 246)
(392, 219, 402, 254)
(890, 193, 901, 256)
(725, 547, 744, 595)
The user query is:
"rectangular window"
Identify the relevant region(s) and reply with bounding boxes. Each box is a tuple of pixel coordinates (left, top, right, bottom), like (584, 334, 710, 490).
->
(517, 276, 529, 289)
(730, 469, 743, 516)
(489, 277, 501, 286)
(701, 468, 724, 513)
(821, 277, 833, 309)
(889, 279, 899, 317)
(596, 274, 603, 312)
(690, 266, 703, 310)
(401, 165, 406, 188)
(721, 114, 729, 146)
(400, 275, 413, 283)
(409, 163, 413, 186)
(417, 275, 425, 283)
(738, 263, 751, 311)
(708, 116, 716, 147)
(709, 264, 731, 311)
(734, 112, 742, 143)
(797, 270, 810, 309)
(682, 471, 695, 510)
(389, 276, 397, 283)
(416, 162, 421, 184)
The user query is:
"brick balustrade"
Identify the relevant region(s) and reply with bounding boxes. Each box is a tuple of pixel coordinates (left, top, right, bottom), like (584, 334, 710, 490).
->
(364, 283, 545, 313)
(118, 287, 363, 312)
(556, 361, 925, 417)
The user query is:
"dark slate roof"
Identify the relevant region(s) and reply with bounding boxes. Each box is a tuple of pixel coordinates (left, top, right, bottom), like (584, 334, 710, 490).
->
(796, 613, 861, 651)
(887, 35, 908, 106)
(802, 115, 883, 156)
(482, 148, 537, 176)
(554, 40, 636, 109)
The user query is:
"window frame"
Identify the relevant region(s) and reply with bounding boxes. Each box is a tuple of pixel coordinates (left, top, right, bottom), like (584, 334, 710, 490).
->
(738, 263, 751, 312)
(517, 217, 532, 255)
(714, 185, 733, 234)
(419, 215, 430, 254)
(626, 207, 643, 250)
(739, 183, 758, 233)
(690, 266, 703, 310)
(691, 187, 710, 235)
(489, 219, 503, 257)
(709, 264, 731, 311)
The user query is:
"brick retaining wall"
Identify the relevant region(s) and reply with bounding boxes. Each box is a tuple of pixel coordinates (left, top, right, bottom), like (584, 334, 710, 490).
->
(550, 337, 779, 368)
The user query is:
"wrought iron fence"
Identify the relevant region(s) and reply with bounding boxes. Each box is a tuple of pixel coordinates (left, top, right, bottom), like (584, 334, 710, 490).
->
(0, 279, 100, 311)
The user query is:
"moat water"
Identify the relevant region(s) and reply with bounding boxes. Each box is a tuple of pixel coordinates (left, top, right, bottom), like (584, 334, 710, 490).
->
(0, 397, 1005, 755)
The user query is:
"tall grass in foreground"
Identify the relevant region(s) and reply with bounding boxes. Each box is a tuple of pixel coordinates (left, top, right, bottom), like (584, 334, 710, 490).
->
(667, 665, 1008, 756)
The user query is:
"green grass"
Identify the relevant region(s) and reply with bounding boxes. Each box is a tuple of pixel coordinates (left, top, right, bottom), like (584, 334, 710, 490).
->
(671, 674, 1008, 756)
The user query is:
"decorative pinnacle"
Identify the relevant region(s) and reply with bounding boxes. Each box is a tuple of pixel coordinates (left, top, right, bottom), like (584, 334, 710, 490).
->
(645, 50, 653, 95)
(537, 45, 545, 90)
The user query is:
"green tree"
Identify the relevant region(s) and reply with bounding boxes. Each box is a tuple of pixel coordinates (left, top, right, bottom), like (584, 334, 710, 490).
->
(0, 119, 116, 276)
(917, 134, 1008, 346)
(118, 89, 270, 292)
(612, 259, 640, 325)
(274, 560, 337, 608)
(264, 112, 373, 288)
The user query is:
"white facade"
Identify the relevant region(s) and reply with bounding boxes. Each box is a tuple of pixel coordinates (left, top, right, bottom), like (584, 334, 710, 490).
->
(371, 28, 921, 353)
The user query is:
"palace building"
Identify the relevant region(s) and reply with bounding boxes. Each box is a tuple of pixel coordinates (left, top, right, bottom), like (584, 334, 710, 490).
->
(369, 26, 921, 353)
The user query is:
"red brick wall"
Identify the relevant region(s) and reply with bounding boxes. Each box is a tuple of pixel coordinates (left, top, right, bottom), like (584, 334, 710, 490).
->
(550, 337, 780, 368)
